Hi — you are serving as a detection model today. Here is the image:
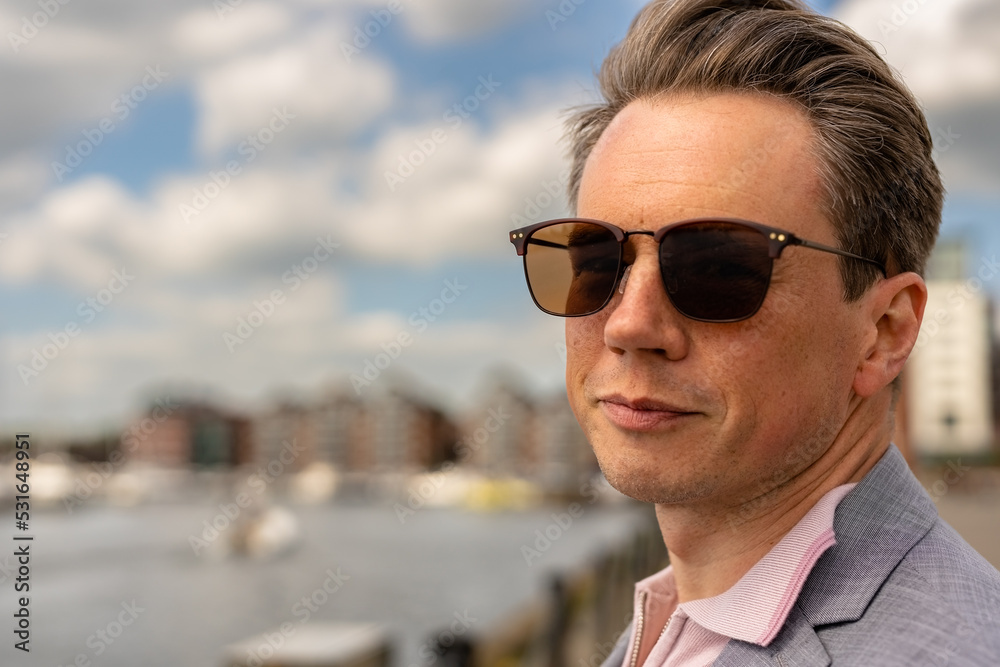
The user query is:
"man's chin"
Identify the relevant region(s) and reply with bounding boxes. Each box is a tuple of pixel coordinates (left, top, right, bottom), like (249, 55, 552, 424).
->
(599, 457, 714, 505)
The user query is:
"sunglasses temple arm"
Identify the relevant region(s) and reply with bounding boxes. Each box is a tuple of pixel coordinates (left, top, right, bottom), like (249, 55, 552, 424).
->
(526, 238, 569, 250)
(792, 238, 887, 276)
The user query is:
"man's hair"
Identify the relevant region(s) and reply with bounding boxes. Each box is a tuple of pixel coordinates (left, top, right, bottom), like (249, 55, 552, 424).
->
(567, 0, 943, 300)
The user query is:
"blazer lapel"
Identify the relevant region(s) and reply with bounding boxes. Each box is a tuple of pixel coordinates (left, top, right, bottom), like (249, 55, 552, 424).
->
(796, 444, 938, 626)
(713, 604, 830, 666)
(714, 445, 938, 665)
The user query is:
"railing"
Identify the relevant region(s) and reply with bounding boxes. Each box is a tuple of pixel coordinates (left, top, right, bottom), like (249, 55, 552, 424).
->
(432, 512, 667, 667)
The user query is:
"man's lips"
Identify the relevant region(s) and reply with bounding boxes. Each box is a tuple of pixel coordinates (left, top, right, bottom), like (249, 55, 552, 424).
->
(597, 394, 698, 431)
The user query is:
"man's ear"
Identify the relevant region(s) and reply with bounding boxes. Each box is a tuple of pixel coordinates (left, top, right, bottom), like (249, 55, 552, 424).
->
(852, 272, 927, 398)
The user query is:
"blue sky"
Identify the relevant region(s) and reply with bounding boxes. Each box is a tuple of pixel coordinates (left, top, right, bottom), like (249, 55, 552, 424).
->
(1, 0, 997, 437)
(51, 0, 839, 194)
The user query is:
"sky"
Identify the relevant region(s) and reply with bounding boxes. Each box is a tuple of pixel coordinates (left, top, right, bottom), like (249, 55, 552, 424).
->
(0, 0, 998, 439)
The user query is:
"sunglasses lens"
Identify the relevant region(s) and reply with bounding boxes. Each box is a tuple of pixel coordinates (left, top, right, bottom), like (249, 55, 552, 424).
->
(660, 222, 773, 321)
(524, 221, 620, 316)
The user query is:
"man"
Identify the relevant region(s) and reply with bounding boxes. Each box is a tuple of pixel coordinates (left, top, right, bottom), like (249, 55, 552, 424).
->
(508, 0, 1000, 665)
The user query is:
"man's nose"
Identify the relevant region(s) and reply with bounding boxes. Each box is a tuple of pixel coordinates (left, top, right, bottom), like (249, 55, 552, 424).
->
(603, 254, 690, 359)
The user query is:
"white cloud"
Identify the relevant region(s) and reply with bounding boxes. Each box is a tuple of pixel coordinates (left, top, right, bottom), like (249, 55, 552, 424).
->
(194, 23, 396, 156)
(0, 176, 144, 288)
(348, 104, 571, 265)
(836, 0, 1000, 194)
(0, 35, 152, 160)
(1, 90, 574, 289)
(0, 85, 576, 435)
(0, 164, 347, 288)
(0, 0, 592, 433)
(170, 2, 294, 60)
(0, 1, 390, 164)
(149, 164, 347, 278)
(836, 0, 1000, 107)
(0, 0, 217, 162)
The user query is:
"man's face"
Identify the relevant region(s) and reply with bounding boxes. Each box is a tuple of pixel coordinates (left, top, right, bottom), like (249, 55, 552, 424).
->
(568, 93, 869, 507)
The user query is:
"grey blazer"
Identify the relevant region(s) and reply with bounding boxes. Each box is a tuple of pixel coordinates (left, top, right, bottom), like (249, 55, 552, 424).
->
(601, 445, 1000, 666)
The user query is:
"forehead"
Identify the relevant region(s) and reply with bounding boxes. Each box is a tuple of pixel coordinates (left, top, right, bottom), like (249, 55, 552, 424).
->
(578, 93, 829, 237)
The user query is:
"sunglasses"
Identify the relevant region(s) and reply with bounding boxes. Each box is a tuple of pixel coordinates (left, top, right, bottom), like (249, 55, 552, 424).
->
(509, 217, 887, 322)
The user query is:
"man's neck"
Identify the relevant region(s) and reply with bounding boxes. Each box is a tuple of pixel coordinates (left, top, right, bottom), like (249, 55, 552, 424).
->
(655, 394, 893, 604)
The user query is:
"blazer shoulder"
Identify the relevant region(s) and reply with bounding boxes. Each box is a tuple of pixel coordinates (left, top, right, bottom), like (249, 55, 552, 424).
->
(817, 516, 1000, 666)
(899, 517, 1000, 632)
(785, 446, 1000, 666)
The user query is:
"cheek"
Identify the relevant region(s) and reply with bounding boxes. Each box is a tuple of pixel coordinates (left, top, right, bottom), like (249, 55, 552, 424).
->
(696, 302, 817, 417)
(565, 317, 605, 396)
(711, 304, 853, 447)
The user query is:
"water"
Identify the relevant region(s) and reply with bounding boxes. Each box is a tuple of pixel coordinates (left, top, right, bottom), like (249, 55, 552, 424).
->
(15, 498, 651, 667)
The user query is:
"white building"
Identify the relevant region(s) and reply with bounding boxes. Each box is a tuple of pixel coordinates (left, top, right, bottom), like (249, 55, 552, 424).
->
(906, 242, 995, 458)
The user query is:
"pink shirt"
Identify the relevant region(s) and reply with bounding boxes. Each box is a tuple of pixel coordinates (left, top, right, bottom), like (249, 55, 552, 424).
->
(621, 483, 856, 667)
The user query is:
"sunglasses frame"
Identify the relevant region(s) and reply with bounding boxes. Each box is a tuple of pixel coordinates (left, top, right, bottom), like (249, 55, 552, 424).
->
(509, 217, 888, 322)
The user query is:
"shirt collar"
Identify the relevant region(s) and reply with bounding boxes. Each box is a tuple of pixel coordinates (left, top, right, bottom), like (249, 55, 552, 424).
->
(679, 483, 856, 646)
